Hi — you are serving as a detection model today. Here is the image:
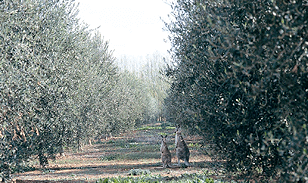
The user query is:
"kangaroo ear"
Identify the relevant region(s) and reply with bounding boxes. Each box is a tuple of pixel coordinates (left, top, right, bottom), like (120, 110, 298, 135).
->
(161, 135, 163, 138)
(165, 135, 168, 138)
(175, 124, 179, 133)
(175, 124, 181, 132)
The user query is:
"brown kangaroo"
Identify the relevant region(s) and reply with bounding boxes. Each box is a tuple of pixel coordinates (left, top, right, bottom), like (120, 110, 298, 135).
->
(175, 125, 190, 166)
(160, 135, 172, 168)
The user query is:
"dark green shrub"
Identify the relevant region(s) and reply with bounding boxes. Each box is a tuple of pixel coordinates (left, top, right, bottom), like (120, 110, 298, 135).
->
(164, 0, 307, 181)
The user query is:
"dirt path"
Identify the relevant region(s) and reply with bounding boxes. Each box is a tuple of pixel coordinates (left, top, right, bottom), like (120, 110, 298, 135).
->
(13, 124, 220, 182)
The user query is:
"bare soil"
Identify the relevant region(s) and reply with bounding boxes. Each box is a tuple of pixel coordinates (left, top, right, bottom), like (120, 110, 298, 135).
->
(12, 124, 224, 182)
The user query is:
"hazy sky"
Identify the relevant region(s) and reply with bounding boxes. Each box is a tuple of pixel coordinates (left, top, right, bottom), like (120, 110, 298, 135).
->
(75, 0, 172, 59)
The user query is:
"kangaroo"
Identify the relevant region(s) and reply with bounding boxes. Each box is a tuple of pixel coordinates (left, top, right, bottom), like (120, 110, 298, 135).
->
(160, 135, 172, 168)
(175, 125, 190, 166)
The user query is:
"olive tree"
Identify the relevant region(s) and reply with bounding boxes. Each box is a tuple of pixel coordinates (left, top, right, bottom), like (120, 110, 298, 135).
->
(0, 0, 117, 180)
(164, 0, 307, 181)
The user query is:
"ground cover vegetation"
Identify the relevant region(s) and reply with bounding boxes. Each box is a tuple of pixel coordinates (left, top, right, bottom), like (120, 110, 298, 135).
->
(0, 0, 169, 181)
(164, 0, 307, 181)
(13, 123, 221, 183)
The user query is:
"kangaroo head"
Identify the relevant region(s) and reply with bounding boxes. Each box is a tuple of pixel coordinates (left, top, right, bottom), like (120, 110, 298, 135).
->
(175, 124, 182, 135)
(161, 135, 169, 152)
(161, 135, 168, 142)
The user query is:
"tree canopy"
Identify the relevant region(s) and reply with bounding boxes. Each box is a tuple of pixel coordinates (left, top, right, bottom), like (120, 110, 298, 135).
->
(164, 0, 307, 181)
(0, 0, 157, 180)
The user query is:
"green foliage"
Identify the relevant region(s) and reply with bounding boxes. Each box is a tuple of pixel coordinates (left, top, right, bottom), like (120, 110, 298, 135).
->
(1, 0, 85, 178)
(96, 173, 218, 183)
(140, 54, 171, 122)
(0, 0, 150, 181)
(164, 0, 307, 181)
(99, 154, 120, 161)
(128, 169, 151, 176)
(117, 53, 171, 124)
(103, 71, 149, 135)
